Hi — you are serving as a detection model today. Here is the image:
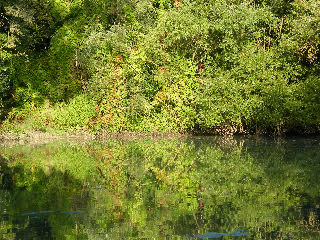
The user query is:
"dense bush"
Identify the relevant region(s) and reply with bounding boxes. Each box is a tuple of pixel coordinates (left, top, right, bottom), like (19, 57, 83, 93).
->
(1, 0, 319, 134)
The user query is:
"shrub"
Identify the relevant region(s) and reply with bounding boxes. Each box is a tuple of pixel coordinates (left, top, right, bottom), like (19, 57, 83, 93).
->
(53, 94, 97, 130)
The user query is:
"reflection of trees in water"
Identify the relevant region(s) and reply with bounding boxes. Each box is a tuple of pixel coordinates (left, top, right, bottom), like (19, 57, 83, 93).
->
(89, 138, 320, 239)
(13, 216, 54, 240)
(0, 148, 91, 239)
(299, 201, 320, 234)
(0, 138, 320, 239)
(0, 155, 14, 190)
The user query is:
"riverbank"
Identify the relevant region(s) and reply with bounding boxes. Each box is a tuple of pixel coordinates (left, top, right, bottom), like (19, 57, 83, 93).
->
(1, 128, 319, 148)
(0, 129, 190, 146)
(1, 120, 319, 144)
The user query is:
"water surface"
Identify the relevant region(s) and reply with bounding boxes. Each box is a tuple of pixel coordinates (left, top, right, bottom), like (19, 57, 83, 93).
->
(1, 136, 320, 239)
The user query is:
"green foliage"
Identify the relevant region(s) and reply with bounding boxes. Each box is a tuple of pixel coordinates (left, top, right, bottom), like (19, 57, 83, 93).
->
(53, 94, 97, 130)
(1, 0, 320, 134)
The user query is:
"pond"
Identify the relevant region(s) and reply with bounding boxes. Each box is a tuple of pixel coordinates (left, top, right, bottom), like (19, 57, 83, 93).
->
(0, 136, 320, 239)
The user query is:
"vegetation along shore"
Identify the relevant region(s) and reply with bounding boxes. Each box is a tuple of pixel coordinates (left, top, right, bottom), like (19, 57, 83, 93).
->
(1, 0, 320, 136)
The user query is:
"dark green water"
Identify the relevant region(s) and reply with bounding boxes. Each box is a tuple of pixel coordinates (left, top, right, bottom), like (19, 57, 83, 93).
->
(0, 136, 320, 240)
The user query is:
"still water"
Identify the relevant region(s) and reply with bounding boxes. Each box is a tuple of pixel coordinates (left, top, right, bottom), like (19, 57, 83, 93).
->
(0, 136, 320, 239)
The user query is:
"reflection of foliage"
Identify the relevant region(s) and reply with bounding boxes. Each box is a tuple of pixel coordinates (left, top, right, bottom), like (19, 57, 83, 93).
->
(0, 142, 97, 239)
(0, 137, 320, 239)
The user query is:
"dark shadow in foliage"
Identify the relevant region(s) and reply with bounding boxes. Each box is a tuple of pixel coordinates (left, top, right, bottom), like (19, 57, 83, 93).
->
(4, 0, 65, 52)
